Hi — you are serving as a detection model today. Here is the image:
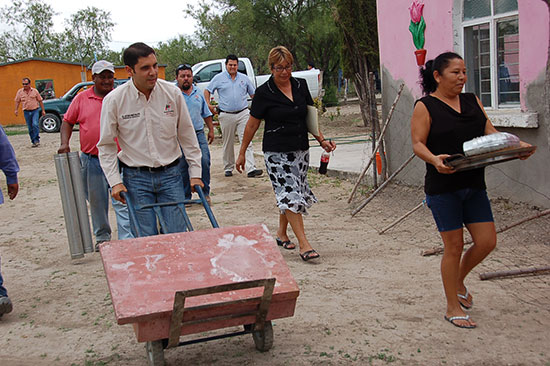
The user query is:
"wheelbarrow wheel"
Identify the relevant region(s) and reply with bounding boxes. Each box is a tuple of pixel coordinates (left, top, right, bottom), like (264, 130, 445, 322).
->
(146, 340, 165, 366)
(251, 321, 273, 352)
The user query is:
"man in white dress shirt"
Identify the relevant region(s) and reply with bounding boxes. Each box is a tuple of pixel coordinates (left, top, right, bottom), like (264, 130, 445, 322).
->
(98, 42, 203, 236)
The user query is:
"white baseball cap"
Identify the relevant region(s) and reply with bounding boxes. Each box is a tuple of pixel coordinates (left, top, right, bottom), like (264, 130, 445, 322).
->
(92, 60, 114, 75)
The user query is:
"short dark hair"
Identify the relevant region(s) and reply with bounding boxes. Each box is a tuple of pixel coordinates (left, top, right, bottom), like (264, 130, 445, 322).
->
(419, 52, 463, 95)
(123, 42, 156, 70)
(22, 77, 31, 84)
(225, 54, 238, 64)
(175, 64, 192, 77)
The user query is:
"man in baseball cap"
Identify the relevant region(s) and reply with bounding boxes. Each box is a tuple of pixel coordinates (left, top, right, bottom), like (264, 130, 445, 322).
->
(58, 60, 133, 250)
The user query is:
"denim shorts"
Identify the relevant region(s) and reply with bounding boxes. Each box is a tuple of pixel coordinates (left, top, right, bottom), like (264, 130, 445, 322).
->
(425, 188, 494, 232)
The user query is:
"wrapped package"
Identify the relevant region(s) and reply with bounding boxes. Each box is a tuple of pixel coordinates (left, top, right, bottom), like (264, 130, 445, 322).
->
(463, 132, 520, 157)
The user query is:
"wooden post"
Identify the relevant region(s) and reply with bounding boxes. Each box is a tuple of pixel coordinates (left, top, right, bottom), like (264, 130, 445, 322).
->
(379, 200, 426, 234)
(348, 83, 404, 203)
(351, 153, 415, 217)
(479, 265, 550, 280)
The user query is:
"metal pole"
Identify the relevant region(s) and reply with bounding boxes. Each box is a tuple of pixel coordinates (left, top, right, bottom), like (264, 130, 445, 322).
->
(54, 153, 84, 259)
(67, 152, 93, 253)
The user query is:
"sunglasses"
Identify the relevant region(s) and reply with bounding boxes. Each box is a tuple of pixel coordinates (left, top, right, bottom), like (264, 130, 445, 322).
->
(176, 64, 192, 72)
(22, 83, 30, 86)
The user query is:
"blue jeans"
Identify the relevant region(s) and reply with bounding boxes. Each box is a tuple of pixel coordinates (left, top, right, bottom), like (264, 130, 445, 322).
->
(426, 188, 494, 232)
(80, 153, 133, 242)
(181, 130, 210, 199)
(0, 257, 7, 297)
(23, 109, 40, 144)
(122, 162, 187, 237)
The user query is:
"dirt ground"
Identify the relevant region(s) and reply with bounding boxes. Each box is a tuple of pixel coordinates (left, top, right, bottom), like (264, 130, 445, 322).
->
(1, 108, 549, 366)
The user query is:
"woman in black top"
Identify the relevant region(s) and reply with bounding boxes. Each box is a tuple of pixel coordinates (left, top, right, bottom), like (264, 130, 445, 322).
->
(236, 46, 336, 262)
(411, 52, 533, 329)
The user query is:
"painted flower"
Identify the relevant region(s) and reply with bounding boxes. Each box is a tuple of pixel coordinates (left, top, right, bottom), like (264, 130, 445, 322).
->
(409, 0, 424, 23)
(408, 0, 426, 50)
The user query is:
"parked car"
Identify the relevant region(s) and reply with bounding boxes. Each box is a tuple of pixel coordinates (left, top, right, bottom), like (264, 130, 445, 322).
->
(191, 57, 323, 102)
(39, 79, 129, 133)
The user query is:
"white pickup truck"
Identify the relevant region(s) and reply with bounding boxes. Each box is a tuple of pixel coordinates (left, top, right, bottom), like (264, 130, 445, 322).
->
(191, 57, 323, 100)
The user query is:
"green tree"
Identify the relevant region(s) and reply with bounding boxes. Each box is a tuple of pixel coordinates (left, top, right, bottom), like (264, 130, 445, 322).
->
(156, 35, 208, 80)
(58, 7, 115, 65)
(334, 0, 379, 125)
(0, 0, 57, 61)
(334, 0, 383, 180)
(186, 0, 341, 82)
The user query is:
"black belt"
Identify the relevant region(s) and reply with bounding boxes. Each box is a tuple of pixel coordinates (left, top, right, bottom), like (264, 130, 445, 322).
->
(120, 158, 180, 172)
(219, 107, 247, 114)
(82, 152, 98, 158)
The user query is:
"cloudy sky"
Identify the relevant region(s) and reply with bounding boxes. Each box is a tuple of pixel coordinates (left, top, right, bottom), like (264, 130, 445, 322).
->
(0, 0, 199, 51)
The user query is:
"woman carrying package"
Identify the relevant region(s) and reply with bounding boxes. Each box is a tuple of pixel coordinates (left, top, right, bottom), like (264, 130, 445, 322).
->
(236, 45, 336, 262)
(410, 52, 534, 329)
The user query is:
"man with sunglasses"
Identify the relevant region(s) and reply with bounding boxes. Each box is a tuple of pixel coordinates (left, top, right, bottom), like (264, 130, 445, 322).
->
(176, 64, 214, 203)
(58, 60, 133, 251)
(14, 78, 45, 147)
(205, 55, 262, 178)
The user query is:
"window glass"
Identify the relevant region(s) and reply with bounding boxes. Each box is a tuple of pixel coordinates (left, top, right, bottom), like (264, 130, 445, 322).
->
(238, 60, 247, 75)
(497, 18, 519, 105)
(195, 63, 222, 83)
(464, 23, 492, 107)
(35, 79, 55, 100)
(494, 0, 518, 15)
(463, 0, 490, 20)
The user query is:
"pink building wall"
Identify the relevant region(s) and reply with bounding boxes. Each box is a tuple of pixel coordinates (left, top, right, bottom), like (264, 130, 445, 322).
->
(377, 0, 454, 98)
(377, 0, 549, 107)
(519, 0, 549, 110)
(376, 0, 550, 208)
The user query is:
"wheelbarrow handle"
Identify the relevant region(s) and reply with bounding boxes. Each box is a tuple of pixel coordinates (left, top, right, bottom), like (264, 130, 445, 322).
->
(120, 191, 142, 237)
(194, 185, 219, 228)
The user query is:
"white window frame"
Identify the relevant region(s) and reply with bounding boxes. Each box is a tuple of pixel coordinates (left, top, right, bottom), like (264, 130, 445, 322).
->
(452, 0, 538, 128)
(460, 2, 519, 110)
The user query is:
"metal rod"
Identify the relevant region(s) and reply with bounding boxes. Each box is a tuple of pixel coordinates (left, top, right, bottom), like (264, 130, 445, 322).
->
(54, 153, 84, 259)
(195, 185, 219, 228)
(67, 152, 93, 253)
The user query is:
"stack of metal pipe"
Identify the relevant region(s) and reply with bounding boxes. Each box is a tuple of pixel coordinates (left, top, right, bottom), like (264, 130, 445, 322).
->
(54, 152, 93, 259)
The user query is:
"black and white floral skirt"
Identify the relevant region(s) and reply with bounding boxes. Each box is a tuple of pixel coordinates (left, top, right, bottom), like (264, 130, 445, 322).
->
(264, 150, 317, 215)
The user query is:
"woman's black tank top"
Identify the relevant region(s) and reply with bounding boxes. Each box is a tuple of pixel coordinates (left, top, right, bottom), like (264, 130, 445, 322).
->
(418, 93, 487, 195)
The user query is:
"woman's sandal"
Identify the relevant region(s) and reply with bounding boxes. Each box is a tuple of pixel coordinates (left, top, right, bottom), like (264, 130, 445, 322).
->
(444, 315, 476, 329)
(276, 238, 296, 250)
(458, 288, 473, 310)
(300, 250, 320, 261)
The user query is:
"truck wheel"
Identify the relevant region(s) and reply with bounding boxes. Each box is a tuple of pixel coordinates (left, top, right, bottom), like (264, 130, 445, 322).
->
(39, 113, 61, 133)
(145, 340, 165, 366)
(251, 321, 273, 352)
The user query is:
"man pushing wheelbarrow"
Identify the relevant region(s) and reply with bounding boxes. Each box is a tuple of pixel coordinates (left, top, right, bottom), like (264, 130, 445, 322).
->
(97, 42, 203, 237)
(97, 43, 300, 365)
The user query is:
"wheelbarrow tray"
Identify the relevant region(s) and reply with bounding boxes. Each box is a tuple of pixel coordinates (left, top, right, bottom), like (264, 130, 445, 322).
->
(100, 224, 299, 343)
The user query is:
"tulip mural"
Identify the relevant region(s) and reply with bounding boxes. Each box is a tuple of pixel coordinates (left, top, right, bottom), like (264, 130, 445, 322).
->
(408, 0, 427, 65)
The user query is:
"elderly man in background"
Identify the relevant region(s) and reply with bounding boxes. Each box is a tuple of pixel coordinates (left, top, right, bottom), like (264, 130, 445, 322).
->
(205, 55, 262, 178)
(14, 78, 45, 147)
(98, 43, 203, 237)
(58, 60, 133, 251)
(0, 125, 19, 317)
(176, 63, 214, 203)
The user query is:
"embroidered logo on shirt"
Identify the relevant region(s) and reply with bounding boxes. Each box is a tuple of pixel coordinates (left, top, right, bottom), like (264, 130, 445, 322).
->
(122, 113, 140, 120)
(164, 102, 175, 116)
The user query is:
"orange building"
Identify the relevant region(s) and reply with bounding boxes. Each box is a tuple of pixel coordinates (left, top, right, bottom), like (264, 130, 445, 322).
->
(1, 58, 166, 127)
